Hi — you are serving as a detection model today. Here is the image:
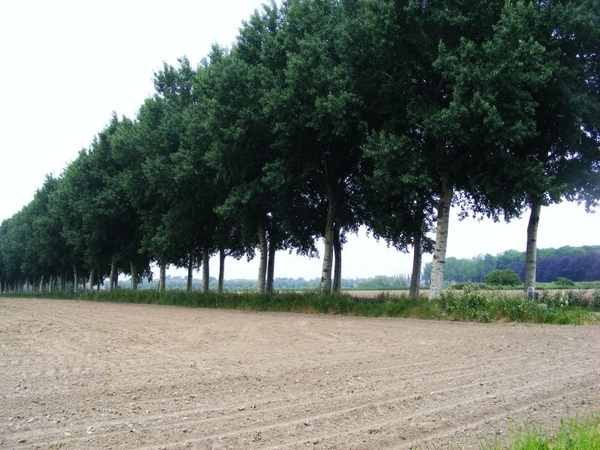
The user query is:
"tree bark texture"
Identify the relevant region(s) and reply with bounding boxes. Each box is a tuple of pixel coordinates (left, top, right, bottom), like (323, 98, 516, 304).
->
(186, 254, 193, 292)
(429, 176, 453, 300)
(320, 196, 336, 294)
(73, 266, 78, 293)
(109, 260, 117, 291)
(218, 248, 226, 293)
(130, 262, 137, 291)
(159, 264, 166, 292)
(524, 201, 541, 293)
(409, 230, 422, 298)
(202, 247, 210, 293)
(332, 223, 342, 293)
(266, 243, 276, 294)
(257, 225, 267, 294)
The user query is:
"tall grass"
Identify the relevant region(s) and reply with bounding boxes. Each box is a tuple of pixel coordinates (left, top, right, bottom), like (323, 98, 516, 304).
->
(484, 413, 600, 449)
(6, 286, 598, 325)
(438, 285, 598, 324)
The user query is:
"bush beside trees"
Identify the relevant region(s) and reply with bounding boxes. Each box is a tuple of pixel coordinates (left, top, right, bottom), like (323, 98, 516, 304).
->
(484, 269, 523, 287)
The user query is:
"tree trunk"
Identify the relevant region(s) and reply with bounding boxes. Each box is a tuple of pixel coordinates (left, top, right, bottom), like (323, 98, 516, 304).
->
(429, 175, 453, 300)
(257, 225, 267, 294)
(524, 201, 542, 293)
(109, 260, 117, 291)
(320, 195, 336, 294)
(88, 269, 94, 290)
(202, 247, 210, 293)
(61, 271, 66, 292)
(130, 262, 137, 291)
(73, 266, 78, 293)
(332, 223, 342, 293)
(218, 248, 226, 293)
(409, 230, 423, 298)
(159, 263, 166, 292)
(266, 243, 276, 294)
(186, 254, 194, 292)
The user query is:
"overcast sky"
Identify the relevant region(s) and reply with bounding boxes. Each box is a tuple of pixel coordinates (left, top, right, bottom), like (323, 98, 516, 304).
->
(1, 0, 598, 280)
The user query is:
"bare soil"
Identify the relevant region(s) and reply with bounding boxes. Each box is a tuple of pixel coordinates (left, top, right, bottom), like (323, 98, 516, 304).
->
(0, 297, 598, 449)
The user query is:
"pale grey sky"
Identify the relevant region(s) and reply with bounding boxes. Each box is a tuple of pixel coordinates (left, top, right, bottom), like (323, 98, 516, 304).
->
(1, 0, 598, 280)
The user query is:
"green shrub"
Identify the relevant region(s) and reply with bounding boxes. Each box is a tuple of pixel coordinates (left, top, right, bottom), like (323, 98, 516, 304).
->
(554, 276, 576, 287)
(7, 288, 599, 325)
(592, 289, 600, 308)
(484, 269, 522, 287)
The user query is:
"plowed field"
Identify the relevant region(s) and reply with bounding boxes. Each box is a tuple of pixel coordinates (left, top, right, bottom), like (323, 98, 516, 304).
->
(0, 297, 598, 449)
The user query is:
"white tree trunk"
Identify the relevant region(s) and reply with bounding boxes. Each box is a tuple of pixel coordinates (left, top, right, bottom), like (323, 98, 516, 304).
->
(159, 263, 166, 292)
(130, 262, 137, 291)
(257, 225, 267, 294)
(524, 201, 541, 293)
(73, 266, 78, 293)
(320, 196, 336, 294)
(109, 260, 117, 291)
(428, 176, 453, 300)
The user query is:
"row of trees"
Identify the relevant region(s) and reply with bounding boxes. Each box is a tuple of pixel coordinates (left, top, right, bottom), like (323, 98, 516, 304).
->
(1, 0, 598, 298)
(90, 275, 411, 291)
(423, 246, 600, 284)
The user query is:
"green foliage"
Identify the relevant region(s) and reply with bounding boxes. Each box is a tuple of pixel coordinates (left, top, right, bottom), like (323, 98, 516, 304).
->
(538, 289, 600, 310)
(423, 246, 600, 285)
(1, 1, 599, 295)
(485, 412, 600, 450)
(7, 287, 598, 326)
(438, 284, 597, 325)
(354, 275, 409, 291)
(484, 269, 522, 287)
(554, 276, 575, 287)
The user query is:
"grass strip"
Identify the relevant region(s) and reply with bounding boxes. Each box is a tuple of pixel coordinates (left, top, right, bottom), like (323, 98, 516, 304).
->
(5, 286, 599, 325)
(484, 412, 600, 449)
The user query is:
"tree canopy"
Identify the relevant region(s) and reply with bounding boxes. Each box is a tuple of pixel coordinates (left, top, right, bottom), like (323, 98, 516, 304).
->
(1, 0, 598, 295)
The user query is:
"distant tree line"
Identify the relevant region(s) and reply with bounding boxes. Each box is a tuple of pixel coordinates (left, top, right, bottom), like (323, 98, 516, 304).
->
(124, 274, 411, 291)
(1, 0, 598, 298)
(423, 246, 600, 284)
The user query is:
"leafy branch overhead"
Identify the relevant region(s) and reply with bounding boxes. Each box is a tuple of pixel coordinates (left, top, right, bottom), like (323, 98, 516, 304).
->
(0, 0, 598, 296)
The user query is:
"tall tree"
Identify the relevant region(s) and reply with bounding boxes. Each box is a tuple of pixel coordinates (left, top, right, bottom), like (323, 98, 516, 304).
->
(262, 0, 367, 293)
(344, 0, 530, 298)
(132, 58, 207, 290)
(438, 0, 600, 292)
(513, 0, 600, 292)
